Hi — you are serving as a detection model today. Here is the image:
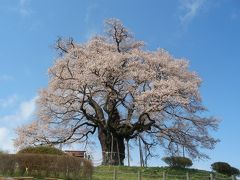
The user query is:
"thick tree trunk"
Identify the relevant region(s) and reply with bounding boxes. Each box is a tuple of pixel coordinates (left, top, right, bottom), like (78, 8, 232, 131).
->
(98, 126, 125, 165)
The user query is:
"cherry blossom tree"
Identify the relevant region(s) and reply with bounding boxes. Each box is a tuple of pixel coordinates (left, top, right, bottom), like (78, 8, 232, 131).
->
(15, 19, 219, 165)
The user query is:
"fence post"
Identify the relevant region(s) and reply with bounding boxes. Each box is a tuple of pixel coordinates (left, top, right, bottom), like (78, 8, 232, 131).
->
(186, 172, 189, 180)
(163, 171, 166, 180)
(210, 173, 214, 180)
(113, 168, 117, 180)
(231, 175, 235, 180)
(138, 170, 141, 180)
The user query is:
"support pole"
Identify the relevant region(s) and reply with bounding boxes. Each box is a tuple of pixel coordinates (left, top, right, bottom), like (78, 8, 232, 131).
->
(113, 168, 117, 180)
(116, 138, 121, 165)
(186, 172, 189, 180)
(210, 173, 213, 180)
(126, 139, 130, 167)
(163, 171, 166, 180)
(138, 171, 141, 180)
(138, 136, 144, 167)
(111, 133, 114, 164)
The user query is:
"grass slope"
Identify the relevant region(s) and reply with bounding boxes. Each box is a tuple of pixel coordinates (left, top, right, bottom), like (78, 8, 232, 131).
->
(93, 166, 232, 180)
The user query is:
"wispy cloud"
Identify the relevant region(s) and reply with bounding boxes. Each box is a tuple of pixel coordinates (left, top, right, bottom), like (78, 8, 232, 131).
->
(230, 9, 240, 20)
(84, 2, 97, 24)
(0, 95, 18, 108)
(19, 0, 32, 17)
(1, 96, 38, 123)
(0, 0, 32, 17)
(0, 75, 14, 81)
(179, 0, 206, 26)
(83, 1, 99, 40)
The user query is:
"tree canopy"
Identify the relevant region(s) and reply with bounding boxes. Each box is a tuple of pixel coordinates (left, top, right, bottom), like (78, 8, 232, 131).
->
(14, 18, 219, 165)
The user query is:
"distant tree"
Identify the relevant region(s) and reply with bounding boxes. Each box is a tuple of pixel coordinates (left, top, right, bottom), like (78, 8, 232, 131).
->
(14, 18, 219, 165)
(211, 162, 240, 176)
(18, 146, 64, 155)
(162, 156, 193, 168)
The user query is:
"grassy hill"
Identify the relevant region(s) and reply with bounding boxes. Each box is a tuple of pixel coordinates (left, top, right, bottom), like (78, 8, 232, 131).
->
(93, 166, 233, 180)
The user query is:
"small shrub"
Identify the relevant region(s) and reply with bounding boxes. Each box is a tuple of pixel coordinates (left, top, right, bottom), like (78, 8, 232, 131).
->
(17, 146, 64, 155)
(230, 167, 240, 176)
(162, 156, 193, 168)
(0, 150, 7, 154)
(211, 162, 240, 176)
(0, 153, 93, 179)
(0, 154, 16, 175)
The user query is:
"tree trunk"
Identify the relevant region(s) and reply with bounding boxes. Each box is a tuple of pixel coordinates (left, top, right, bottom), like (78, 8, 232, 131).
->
(98, 126, 125, 165)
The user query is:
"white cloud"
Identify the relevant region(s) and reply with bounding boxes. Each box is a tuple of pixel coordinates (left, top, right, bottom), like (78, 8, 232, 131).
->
(0, 127, 14, 153)
(18, 96, 37, 120)
(1, 96, 38, 123)
(0, 127, 8, 142)
(0, 96, 37, 153)
(179, 0, 206, 25)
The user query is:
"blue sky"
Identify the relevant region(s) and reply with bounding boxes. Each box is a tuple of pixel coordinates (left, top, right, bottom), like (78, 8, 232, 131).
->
(0, 0, 240, 170)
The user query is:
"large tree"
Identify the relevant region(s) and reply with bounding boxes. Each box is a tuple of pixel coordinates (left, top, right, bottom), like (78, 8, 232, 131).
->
(15, 19, 219, 165)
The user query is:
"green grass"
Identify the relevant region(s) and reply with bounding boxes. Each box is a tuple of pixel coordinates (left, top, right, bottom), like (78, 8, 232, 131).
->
(0, 165, 234, 180)
(93, 166, 233, 180)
